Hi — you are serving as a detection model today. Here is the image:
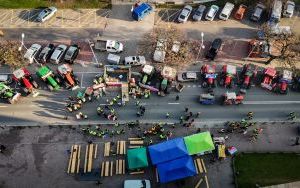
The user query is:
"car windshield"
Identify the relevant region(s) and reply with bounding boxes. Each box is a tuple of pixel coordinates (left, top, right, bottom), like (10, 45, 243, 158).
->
(180, 15, 186, 19)
(114, 42, 120, 49)
(195, 10, 201, 16)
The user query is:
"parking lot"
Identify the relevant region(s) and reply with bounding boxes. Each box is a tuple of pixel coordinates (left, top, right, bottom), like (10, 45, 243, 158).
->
(0, 9, 110, 28)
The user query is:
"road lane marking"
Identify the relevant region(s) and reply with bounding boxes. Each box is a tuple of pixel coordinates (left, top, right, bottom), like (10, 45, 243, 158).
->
(168, 103, 180, 105)
(0, 106, 8, 108)
(244, 101, 300, 105)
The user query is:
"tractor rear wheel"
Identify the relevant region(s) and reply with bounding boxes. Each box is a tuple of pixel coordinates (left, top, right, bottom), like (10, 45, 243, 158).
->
(32, 81, 39, 89)
(22, 87, 29, 95)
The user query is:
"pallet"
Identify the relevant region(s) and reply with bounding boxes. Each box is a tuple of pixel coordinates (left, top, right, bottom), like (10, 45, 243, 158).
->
(115, 159, 125, 175)
(205, 175, 210, 188)
(128, 137, 143, 141)
(129, 140, 143, 145)
(201, 159, 207, 173)
(100, 161, 114, 177)
(83, 144, 96, 173)
(117, 141, 126, 155)
(104, 142, 111, 157)
(67, 145, 81, 174)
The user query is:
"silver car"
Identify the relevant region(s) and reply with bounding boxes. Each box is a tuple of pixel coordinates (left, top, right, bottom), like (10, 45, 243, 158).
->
(37, 7, 57, 22)
(124, 56, 146, 66)
(283, 1, 295, 18)
(24, 43, 42, 64)
(50, 44, 67, 64)
(205, 5, 219, 21)
(178, 5, 193, 23)
(177, 71, 198, 82)
(193, 5, 206, 21)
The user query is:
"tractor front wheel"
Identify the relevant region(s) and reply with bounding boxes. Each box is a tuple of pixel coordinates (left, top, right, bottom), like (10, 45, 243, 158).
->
(47, 84, 54, 91)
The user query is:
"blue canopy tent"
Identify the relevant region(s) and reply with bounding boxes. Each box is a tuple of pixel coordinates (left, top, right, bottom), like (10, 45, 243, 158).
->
(157, 156, 197, 183)
(148, 138, 188, 165)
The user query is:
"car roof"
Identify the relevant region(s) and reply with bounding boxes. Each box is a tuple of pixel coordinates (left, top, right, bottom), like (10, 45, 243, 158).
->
(212, 38, 222, 48)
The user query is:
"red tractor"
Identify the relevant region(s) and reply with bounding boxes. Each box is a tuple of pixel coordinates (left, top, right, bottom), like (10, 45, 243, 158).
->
(261, 67, 277, 91)
(57, 64, 80, 90)
(219, 65, 236, 88)
(240, 64, 258, 93)
(272, 70, 292, 94)
(222, 92, 244, 105)
(12, 68, 39, 97)
(200, 64, 217, 88)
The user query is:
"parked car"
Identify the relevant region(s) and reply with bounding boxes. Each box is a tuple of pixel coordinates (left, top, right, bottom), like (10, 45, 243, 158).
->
(124, 179, 151, 188)
(205, 5, 219, 21)
(124, 56, 146, 66)
(37, 7, 57, 22)
(206, 38, 222, 60)
(107, 53, 121, 65)
(234, 4, 247, 20)
(24, 43, 42, 64)
(219, 2, 235, 20)
(38, 44, 55, 63)
(269, 0, 282, 23)
(283, 0, 295, 18)
(250, 3, 266, 22)
(177, 71, 198, 82)
(178, 5, 193, 23)
(0, 74, 13, 85)
(50, 44, 67, 64)
(64, 44, 80, 64)
(193, 5, 206, 21)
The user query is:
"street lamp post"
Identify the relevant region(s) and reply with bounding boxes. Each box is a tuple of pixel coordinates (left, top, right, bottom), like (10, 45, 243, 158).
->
(18, 33, 25, 51)
(196, 32, 205, 62)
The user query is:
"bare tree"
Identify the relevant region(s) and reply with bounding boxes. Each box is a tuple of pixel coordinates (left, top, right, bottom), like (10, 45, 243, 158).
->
(261, 24, 300, 71)
(138, 26, 197, 70)
(0, 40, 26, 69)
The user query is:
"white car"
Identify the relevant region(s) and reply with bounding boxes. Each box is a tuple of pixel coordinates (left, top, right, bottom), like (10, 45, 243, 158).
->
(178, 5, 193, 23)
(50, 44, 67, 64)
(124, 180, 151, 188)
(124, 56, 146, 66)
(283, 1, 295, 18)
(177, 71, 198, 82)
(24, 44, 42, 64)
(37, 7, 57, 22)
(205, 5, 219, 21)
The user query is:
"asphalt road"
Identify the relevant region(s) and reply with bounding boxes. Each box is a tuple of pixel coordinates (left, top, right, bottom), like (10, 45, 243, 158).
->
(1, 72, 300, 126)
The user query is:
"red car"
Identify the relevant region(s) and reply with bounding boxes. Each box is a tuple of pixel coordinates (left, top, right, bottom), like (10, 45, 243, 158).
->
(13, 68, 39, 96)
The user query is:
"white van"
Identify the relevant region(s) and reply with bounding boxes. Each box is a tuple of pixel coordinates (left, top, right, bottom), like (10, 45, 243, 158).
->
(219, 2, 235, 20)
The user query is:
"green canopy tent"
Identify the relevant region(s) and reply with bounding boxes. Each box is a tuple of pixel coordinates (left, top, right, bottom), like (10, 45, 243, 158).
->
(184, 132, 215, 155)
(127, 147, 149, 170)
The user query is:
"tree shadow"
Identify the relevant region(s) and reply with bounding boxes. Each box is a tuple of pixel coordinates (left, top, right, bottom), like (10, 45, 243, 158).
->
(17, 9, 41, 23)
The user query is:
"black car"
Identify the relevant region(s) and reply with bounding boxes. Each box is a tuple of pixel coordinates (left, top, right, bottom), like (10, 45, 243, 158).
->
(206, 38, 223, 60)
(64, 44, 80, 64)
(38, 44, 55, 63)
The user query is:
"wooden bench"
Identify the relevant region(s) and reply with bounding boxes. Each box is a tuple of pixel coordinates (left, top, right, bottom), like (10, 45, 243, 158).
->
(101, 161, 114, 177)
(115, 159, 125, 175)
(67, 145, 81, 174)
(104, 142, 110, 157)
(84, 144, 96, 173)
(117, 141, 126, 155)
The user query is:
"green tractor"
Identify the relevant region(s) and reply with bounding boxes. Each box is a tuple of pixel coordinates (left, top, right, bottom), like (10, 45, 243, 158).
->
(0, 83, 21, 104)
(36, 66, 61, 91)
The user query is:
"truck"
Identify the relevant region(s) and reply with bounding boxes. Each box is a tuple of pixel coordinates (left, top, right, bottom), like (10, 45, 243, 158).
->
(132, 2, 153, 21)
(92, 36, 124, 53)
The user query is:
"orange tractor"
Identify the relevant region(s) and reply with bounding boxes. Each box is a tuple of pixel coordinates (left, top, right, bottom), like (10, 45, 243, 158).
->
(57, 64, 80, 90)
